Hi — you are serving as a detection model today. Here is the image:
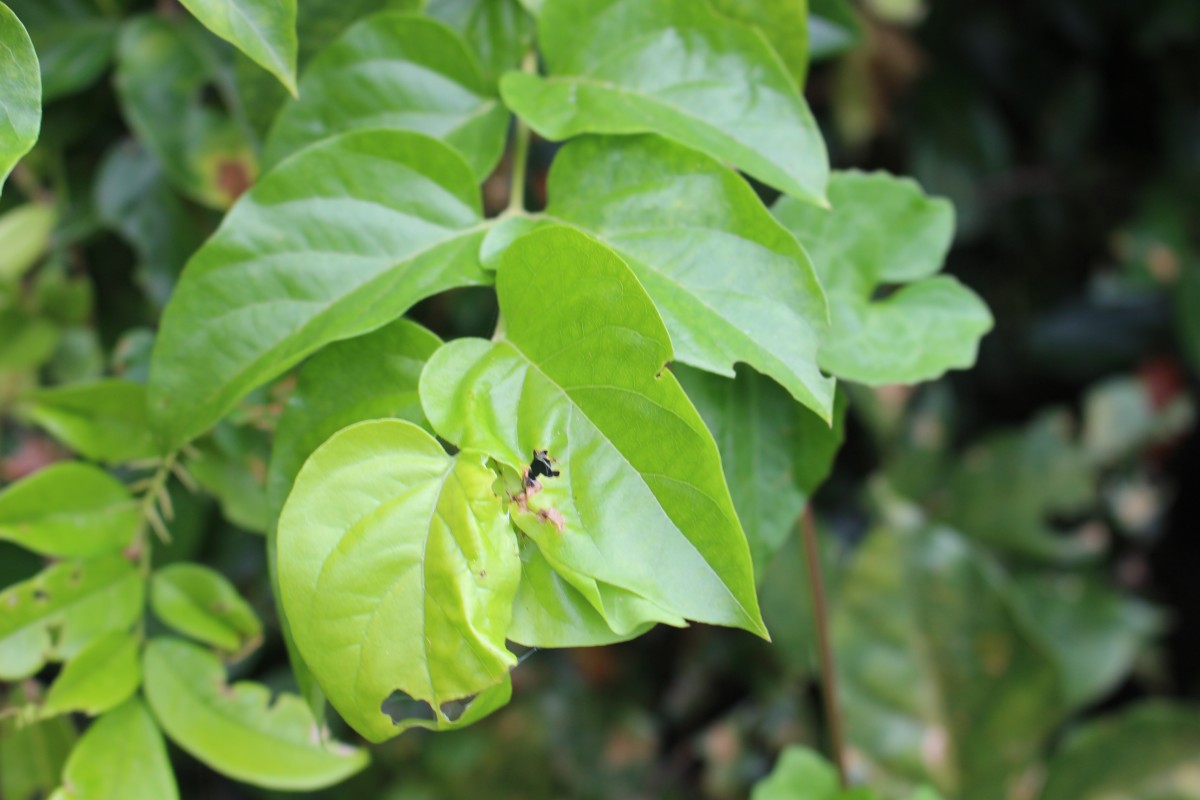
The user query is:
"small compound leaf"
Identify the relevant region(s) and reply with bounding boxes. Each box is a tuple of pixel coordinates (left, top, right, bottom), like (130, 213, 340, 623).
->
(775, 171, 993, 385)
(1, 683, 77, 800)
(151, 564, 262, 653)
(711, 0, 810, 87)
(18, 379, 158, 464)
(266, 13, 508, 180)
(143, 637, 368, 789)
(1041, 703, 1200, 800)
(535, 135, 834, 420)
(177, 0, 298, 95)
(0, 2, 40, 196)
(0, 203, 57, 282)
(501, 0, 828, 203)
(114, 17, 257, 210)
(52, 698, 178, 800)
(42, 630, 140, 717)
(421, 225, 766, 638)
(677, 366, 846, 579)
(148, 129, 492, 451)
(278, 420, 520, 742)
(0, 555, 144, 680)
(0, 462, 139, 559)
(426, 0, 534, 84)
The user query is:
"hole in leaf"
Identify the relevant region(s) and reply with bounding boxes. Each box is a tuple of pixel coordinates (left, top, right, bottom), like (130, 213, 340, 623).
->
(32, 589, 49, 603)
(380, 691, 436, 725)
(439, 695, 478, 723)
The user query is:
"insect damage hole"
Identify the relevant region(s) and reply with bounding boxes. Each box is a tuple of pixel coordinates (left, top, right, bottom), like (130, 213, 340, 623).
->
(380, 690, 436, 725)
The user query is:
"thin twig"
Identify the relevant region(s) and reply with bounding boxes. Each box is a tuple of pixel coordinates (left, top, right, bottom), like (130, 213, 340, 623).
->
(801, 505, 848, 786)
(503, 51, 538, 216)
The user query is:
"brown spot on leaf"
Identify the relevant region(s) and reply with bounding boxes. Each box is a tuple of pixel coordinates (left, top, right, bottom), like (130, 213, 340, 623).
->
(216, 159, 253, 203)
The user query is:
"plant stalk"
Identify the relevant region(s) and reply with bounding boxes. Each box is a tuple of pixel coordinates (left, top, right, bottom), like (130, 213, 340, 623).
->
(801, 504, 848, 786)
(505, 51, 538, 216)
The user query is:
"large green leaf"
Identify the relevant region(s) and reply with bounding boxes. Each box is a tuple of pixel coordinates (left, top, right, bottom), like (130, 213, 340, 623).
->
(114, 16, 257, 210)
(151, 564, 262, 653)
(775, 171, 992, 385)
(0, 462, 138, 558)
(0, 555, 144, 680)
(711, 0, 809, 87)
(501, 135, 835, 419)
(278, 419, 520, 741)
(1, 683, 77, 800)
(500, 0, 828, 204)
(143, 637, 368, 788)
(677, 366, 845, 579)
(265, 13, 507, 180)
(426, 0, 533, 84)
(833, 526, 1065, 800)
(18, 379, 157, 463)
(42, 630, 140, 717)
(3, 0, 116, 102)
(421, 225, 766, 639)
(1041, 704, 1200, 800)
(147, 129, 492, 451)
(177, 0, 297, 95)
(0, 1, 41, 195)
(50, 699, 177, 800)
(266, 318, 440, 719)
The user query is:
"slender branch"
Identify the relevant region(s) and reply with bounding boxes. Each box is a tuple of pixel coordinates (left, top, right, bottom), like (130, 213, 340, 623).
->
(801, 504, 848, 785)
(504, 51, 538, 216)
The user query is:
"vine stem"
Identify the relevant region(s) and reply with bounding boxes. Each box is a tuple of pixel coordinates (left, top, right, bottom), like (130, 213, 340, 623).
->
(801, 504, 848, 786)
(504, 51, 538, 216)
(134, 452, 178, 578)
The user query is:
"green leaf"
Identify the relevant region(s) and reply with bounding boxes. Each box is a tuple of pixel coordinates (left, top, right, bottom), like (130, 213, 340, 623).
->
(177, 0, 298, 95)
(0, 308, 59, 369)
(114, 16, 257, 210)
(775, 171, 993, 384)
(506, 134, 835, 419)
(1041, 703, 1200, 800)
(421, 225, 766, 638)
(266, 318, 440, 720)
(752, 746, 934, 800)
(18, 379, 158, 463)
(808, 0, 860, 61)
(1011, 573, 1159, 711)
(426, 0, 534, 84)
(0, 555, 144, 680)
(0, 1, 40, 196)
(143, 638, 369, 789)
(1, 684, 77, 800)
(147, 129, 491, 451)
(677, 366, 845, 579)
(0, 203, 57, 282)
(500, 0, 828, 204)
(278, 419, 520, 741)
(151, 564, 262, 653)
(711, 0, 810, 87)
(0, 462, 139, 559)
(833, 526, 1065, 800)
(188, 421, 270, 533)
(265, 13, 507, 180)
(42, 630, 140, 717)
(51, 698, 177, 800)
(3, 0, 117, 101)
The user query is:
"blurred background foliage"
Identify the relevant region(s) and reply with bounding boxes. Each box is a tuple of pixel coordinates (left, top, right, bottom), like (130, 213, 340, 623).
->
(2, 0, 1200, 798)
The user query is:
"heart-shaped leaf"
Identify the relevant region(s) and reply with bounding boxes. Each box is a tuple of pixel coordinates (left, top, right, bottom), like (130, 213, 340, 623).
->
(775, 171, 992, 384)
(51, 699, 177, 800)
(148, 130, 492, 451)
(421, 225, 766, 639)
(0, 2, 41, 196)
(501, 0, 828, 204)
(177, 0, 298, 95)
(0, 555, 143, 680)
(142, 637, 368, 789)
(0, 462, 139, 559)
(278, 419, 520, 741)
(265, 13, 508, 180)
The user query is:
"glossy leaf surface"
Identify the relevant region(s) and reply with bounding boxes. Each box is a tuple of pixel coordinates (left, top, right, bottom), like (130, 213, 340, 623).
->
(151, 564, 262, 652)
(422, 226, 766, 638)
(278, 420, 520, 741)
(42, 630, 140, 717)
(501, 0, 828, 203)
(776, 171, 992, 384)
(177, 0, 297, 94)
(148, 130, 491, 450)
(711, 0, 809, 86)
(266, 13, 507, 180)
(0, 555, 143, 680)
(19, 379, 157, 463)
(426, 0, 533, 84)
(50, 699, 177, 800)
(143, 637, 368, 789)
(0, 2, 40, 195)
(0, 462, 138, 558)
